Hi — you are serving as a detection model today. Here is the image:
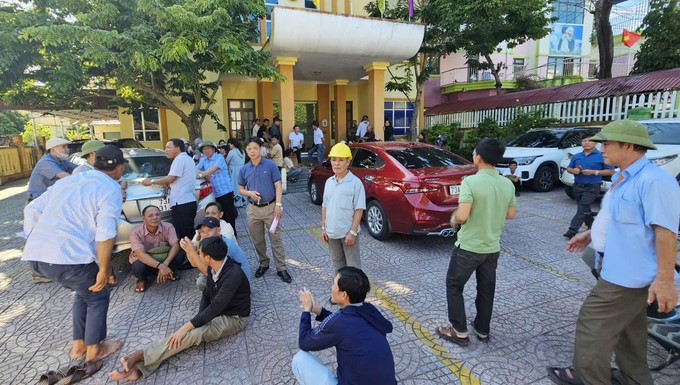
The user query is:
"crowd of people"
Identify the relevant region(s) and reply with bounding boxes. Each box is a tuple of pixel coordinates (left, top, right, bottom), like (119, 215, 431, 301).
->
(19, 118, 680, 385)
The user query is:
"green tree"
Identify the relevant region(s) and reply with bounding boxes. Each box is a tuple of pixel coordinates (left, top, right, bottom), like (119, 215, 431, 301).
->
(632, 0, 680, 74)
(424, 122, 464, 154)
(365, 0, 455, 140)
(429, 0, 555, 95)
(21, 120, 52, 145)
(0, 110, 29, 135)
(0, 0, 281, 142)
(460, 117, 503, 158)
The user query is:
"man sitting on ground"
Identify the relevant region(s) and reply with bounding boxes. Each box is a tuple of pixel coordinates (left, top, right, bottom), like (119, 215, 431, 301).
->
(292, 267, 397, 385)
(128, 205, 189, 292)
(502, 160, 521, 196)
(109, 236, 251, 382)
(180, 217, 251, 291)
(283, 149, 302, 183)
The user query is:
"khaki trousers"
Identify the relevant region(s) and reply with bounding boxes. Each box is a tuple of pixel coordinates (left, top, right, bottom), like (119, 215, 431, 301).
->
(137, 315, 248, 378)
(327, 238, 361, 272)
(246, 203, 287, 271)
(573, 279, 652, 385)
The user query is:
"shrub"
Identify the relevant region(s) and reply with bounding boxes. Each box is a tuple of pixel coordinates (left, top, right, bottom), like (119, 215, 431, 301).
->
(423, 123, 464, 155)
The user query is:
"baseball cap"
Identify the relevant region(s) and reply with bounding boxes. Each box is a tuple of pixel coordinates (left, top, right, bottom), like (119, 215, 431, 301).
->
(80, 140, 106, 158)
(94, 145, 128, 168)
(590, 119, 656, 150)
(196, 216, 220, 230)
(46, 137, 71, 151)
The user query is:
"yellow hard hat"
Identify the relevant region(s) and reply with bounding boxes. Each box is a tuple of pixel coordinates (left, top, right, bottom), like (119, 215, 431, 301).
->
(328, 142, 352, 159)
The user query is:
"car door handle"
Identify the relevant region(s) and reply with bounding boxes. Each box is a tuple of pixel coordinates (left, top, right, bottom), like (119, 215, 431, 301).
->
(364, 176, 374, 182)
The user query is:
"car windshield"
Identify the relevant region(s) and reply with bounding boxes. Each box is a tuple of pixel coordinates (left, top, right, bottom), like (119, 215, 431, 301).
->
(644, 122, 680, 145)
(123, 156, 172, 179)
(507, 131, 565, 147)
(386, 147, 469, 169)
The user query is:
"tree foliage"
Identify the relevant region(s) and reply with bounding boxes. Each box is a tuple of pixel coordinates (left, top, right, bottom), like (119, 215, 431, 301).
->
(632, 0, 680, 74)
(21, 120, 52, 145)
(0, 0, 281, 141)
(428, 0, 555, 95)
(423, 122, 464, 154)
(364, 0, 455, 140)
(0, 110, 29, 135)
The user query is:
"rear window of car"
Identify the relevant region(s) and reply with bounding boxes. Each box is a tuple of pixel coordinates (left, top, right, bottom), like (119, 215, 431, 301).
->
(123, 156, 172, 179)
(645, 122, 680, 145)
(386, 147, 469, 169)
(507, 131, 565, 147)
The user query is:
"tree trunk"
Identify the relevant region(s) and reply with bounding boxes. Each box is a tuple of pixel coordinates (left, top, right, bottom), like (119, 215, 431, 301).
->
(483, 54, 503, 95)
(595, 0, 615, 78)
(409, 90, 421, 141)
(184, 116, 201, 143)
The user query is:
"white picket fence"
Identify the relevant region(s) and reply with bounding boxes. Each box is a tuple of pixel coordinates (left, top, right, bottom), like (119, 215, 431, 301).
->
(426, 90, 680, 128)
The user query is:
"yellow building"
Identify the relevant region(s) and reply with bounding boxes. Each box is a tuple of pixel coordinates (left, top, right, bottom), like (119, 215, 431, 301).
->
(118, 1, 425, 152)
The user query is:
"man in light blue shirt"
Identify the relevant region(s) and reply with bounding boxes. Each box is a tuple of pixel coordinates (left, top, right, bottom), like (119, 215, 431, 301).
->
(27, 137, 77, 201)
(195, 140, 238, 236)
(23, 145, 126, 365)
(321, 143, 366, 272)
(548, 120, 680, 385)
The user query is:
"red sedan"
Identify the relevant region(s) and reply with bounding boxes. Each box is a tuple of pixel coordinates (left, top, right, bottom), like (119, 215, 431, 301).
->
(307, 142, 476, 240)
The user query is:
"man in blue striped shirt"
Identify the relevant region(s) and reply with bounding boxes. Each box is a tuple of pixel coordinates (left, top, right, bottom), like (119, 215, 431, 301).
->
(195, 140, 238, 236)
(23, 145, 126, 365)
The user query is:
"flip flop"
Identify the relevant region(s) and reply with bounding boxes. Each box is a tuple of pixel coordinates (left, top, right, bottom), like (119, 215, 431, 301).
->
(54, 361, 102, 385)
(108, 272, 118, 286)
(546, 367, 584, 385)
(134, 280, 145, 293)
(36, 365, 70, 385)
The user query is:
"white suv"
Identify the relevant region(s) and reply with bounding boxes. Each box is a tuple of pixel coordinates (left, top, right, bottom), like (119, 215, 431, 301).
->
(560, 119, 680, 197)
(497, 127, 601, 192)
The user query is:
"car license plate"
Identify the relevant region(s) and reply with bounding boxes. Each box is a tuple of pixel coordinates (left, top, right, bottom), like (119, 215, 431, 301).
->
(141, 197, 170, 212)
(449, 185, 460, 195)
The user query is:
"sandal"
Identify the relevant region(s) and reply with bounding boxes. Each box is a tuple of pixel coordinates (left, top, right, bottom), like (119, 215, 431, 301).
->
(546, 367, 584, 385)
(108, 272, 118, 286)
(134, 279, 146, 293)
(54, 361, 102, 385)
(436, 325, 470, 346)
(37, 365, 70, 385)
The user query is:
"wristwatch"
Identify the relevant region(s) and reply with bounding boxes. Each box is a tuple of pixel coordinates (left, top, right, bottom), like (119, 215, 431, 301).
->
(198, 173, 203, 178)
(150, 179, 156, 185)
(595, 170, 599, 176)
(276, 202, 282, 207)
(349, 229, 358, 236)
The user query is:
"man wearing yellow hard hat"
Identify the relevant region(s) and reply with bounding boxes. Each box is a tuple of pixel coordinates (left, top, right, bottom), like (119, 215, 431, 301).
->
(321, 143, 366, 272)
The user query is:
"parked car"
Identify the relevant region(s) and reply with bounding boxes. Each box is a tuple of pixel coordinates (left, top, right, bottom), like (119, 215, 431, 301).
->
(559, 119, 680, 198)
(71, 148, 215, 252)
(307, 142, 476, 240)
(67, 138, 144, 154)
(496, 126, 602, 192)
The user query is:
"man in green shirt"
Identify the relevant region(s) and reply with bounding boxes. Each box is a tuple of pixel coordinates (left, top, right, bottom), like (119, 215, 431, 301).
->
(437, 138, 516, 346)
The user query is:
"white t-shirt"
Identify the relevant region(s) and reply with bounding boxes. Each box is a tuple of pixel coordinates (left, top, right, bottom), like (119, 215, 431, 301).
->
(289, 132, 304, 148)
(590, 191, 610, 253)
(356, 121, 369, 138)
(168, 152, 197, 206)
(313, 127, 324, 145)
(252, 124, 260, 138)
(502, 168, 520, 181)
(283, 157, 294, 170)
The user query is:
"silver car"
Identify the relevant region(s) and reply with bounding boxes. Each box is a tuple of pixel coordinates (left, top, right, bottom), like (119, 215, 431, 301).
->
(72, 148, 215, 252)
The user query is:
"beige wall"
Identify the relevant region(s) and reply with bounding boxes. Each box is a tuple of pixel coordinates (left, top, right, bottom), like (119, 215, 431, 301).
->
(92, 123, 121, 139)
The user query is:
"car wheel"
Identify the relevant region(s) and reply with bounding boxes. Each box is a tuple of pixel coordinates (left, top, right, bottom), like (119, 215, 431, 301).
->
(532, 165, 557, 192)
(564, 185, 574, 199)
(308, 180, 322, 205)
(365, 200, 391, 240)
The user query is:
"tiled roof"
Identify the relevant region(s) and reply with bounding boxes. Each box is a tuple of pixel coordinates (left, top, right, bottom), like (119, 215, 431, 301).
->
(426, 68, 680, 116)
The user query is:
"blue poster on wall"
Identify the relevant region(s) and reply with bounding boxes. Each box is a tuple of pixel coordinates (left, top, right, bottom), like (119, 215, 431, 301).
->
(549, 23, 583, 56)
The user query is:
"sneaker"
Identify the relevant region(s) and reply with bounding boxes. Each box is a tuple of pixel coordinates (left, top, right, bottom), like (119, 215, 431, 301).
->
(469, 322, 490, 342)
(436, 325, 470, 346)
(32, 273, 52, 284)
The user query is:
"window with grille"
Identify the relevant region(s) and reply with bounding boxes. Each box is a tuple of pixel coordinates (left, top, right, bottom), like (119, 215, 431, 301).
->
(132, 107, 161, 142)
(384, 101, 414, 137)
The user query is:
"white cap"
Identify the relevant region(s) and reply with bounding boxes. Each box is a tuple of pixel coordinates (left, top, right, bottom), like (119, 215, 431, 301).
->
(45, 137, 71, 150)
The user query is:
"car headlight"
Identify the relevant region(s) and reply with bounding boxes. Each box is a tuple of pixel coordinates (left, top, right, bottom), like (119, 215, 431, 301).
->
(650, 155, 678, 167)
(513, 156, 540, 166)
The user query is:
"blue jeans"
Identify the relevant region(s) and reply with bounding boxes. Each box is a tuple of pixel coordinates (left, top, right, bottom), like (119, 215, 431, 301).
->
(292, 351, 338, 385)
(30, 261, 109, 346)
(308, 144, 324, 165)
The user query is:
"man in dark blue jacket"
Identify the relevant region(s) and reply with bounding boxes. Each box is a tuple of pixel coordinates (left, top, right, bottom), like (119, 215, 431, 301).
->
(292, 267, 396, 385)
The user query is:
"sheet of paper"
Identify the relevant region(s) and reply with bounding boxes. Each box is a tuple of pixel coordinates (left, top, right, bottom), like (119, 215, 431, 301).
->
(269, 216, 279, 233)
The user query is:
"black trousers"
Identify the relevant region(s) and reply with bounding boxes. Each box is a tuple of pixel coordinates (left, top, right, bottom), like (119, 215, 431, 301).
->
(446, 246, 499, 334)
(171, 201, 197, 241)
(569, 183, 600, 233)
(216, 192, 238, 237)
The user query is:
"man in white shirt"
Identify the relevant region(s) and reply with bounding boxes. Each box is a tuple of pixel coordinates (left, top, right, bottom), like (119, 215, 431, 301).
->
(251, 118, 261, 138)
(355, 115, 369, 140)
(502, 160, 521, 196)
(23, 145, 126, 365)
(143, 138, 197, 240)
(307, 121, 325, 166)
(288, 125, 305, 166)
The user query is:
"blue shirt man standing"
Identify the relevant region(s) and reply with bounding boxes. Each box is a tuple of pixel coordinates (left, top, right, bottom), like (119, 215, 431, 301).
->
(563, 137, 616, 238)
(195, 140, 238, 236)
(549, 120, 680, 385)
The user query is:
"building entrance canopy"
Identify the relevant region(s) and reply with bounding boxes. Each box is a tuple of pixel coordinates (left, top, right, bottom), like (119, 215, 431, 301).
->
(266, 7, 425, 82)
